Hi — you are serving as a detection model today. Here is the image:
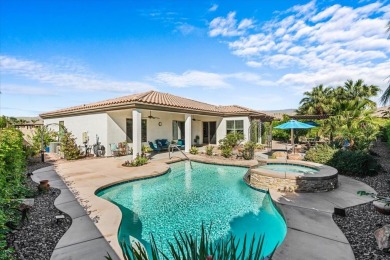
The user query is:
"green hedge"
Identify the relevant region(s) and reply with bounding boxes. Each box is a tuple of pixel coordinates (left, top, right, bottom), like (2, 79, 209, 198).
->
(329, 150, 380, 176)
(0, 128, 28, 260)
(305, 145, 380, 176)
(304, 144, 337, 165)
(384, 120, 390, 147)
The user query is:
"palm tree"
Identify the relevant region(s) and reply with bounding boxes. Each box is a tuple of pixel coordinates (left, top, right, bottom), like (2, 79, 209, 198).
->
(337, 79, 380, 109)
(380, 21, 390, 105)
(298, 84, 333, 115)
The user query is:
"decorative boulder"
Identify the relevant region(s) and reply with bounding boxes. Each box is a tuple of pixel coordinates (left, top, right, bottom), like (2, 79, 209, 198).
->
(374, 224, 390, 250)
(272, 151, 287, 158)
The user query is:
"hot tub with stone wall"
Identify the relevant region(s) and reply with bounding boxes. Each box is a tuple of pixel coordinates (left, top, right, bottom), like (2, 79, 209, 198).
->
(247, 159, 338, 193)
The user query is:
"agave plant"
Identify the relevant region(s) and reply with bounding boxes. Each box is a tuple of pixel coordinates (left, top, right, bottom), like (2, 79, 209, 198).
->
(105, 223, 275, 260)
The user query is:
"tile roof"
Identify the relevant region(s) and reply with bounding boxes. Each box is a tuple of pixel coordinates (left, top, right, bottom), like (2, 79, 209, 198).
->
(40, 91, 271, 119)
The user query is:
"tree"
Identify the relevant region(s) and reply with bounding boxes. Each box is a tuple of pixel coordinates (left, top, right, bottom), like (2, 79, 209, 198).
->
(297, 84, 333, 115)
(297, 79, 380, 150)
(28, 126, 57, 155)
(60, 127, 80, 160)
(380, 21, 390, 105)
(337, 79, 379, 109)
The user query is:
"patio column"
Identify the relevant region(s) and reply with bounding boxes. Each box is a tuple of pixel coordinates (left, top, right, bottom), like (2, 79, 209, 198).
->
(185, 114, 192, 153)
(258, 120, 262, 144)
(132, 109, 142, 159)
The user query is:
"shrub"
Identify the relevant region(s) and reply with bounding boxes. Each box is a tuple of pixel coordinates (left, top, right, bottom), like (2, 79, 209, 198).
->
(28, 126, 57, 155)
(205, 145, 214, 156)
(60, 129, 80, 160)
(328, 150, 380, 176)
(122, 154, 149, 167)
(0, 128, 29, 259)
(189, 146, 198, 155)
(219, 132, 244, 149)
(105, 223, 272, 260)
(221, 146, 232, 158)
(242, 141, 256, 160)
(304, 144, 337, 165)
(383, 120, 390, 147)
(256, 143, 265, 150)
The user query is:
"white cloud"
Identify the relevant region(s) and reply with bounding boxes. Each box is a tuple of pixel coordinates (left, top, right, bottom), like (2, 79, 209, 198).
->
(246, 61, 262, 68)
(0, 55, 155, 93)
(208, 0, 389, 95)
(176, 23, 196, 35)
(2, 84, 58, 96)
(209, 12, 254, 37)
(153, 70, 275, 89)
(209, 4, 218, 12)
(154, 70, 231, 89)
(277, 61, 390, 94)
(311, 4, 341, 22)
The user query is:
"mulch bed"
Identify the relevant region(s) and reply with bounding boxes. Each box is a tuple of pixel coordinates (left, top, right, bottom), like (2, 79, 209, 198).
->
(6, 157, 72, 260)
(333, 141, 390, 260)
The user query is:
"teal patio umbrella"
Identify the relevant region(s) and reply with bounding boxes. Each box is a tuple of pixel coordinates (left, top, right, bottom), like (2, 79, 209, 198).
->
(275, 120, 315, 153)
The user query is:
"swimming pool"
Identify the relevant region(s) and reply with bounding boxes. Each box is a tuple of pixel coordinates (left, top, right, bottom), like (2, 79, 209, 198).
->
(97, 161, 286, 257)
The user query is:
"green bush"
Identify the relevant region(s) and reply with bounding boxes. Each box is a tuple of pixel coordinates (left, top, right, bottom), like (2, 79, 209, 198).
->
(123, 154, 149, 167)
(189, 146, 198, 155)
(219, 132, 244, 149)
(305, 144, 380, 176)
(28, 126, 57, 155)
(243, 141, 256, 160)
(106, 223, 272, 260)
(0, 128, 29, 260)
(304, 144, 337, 165)
(60, 129, 80, 160)
(221, 146, 232, 158)
(328, 150, 379, 176)
(205, 145, 214, 156)
(383, 120, 390, 146)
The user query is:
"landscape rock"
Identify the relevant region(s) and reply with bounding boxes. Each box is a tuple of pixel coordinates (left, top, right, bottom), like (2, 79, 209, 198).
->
(374, 224, 390, 250)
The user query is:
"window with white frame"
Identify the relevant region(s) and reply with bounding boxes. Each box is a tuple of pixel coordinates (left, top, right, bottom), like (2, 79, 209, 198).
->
(226, 120, 244, 135)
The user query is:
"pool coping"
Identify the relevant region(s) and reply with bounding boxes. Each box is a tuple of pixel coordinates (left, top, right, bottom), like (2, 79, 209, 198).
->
(47, 156, 376, 260)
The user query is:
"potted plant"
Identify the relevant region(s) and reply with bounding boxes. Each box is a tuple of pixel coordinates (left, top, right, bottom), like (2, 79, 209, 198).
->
(357, 191, 390, 215)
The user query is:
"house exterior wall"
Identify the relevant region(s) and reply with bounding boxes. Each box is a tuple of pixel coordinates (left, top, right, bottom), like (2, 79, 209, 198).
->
(44, 113, 108, 151)
(217, 116, 251, 142)
(44, 110, 249, 156)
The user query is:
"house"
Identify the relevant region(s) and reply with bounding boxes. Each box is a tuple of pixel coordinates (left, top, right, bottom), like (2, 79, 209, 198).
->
(40, 91, 273, 158)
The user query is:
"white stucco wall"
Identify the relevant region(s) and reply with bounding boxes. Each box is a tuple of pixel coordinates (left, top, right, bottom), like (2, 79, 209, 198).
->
(217, 116, 251, 142)
(44, 110, 247, 156)
(44, 113, 108, 151)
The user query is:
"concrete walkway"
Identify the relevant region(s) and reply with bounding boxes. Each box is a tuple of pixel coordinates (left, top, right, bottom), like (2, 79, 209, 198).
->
(271, 175, 376, 260)
(32, 166, 120, 260)
(35, 152, 377, 260)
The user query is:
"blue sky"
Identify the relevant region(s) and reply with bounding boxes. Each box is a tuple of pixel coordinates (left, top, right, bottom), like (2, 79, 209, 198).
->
(1, 0, 389, 116)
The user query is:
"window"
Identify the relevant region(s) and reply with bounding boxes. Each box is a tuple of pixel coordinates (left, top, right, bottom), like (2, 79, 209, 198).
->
(172, 121, 185, 140)
(226, 120, 244, 135)
(126, 119, 147, 143)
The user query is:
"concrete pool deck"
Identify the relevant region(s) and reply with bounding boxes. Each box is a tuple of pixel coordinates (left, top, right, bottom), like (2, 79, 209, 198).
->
(35, 153, 376, 260)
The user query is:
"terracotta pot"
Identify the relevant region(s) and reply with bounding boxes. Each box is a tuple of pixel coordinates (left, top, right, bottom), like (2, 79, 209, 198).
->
(38, 180, 50, 191)
(373, 200, 390, 215)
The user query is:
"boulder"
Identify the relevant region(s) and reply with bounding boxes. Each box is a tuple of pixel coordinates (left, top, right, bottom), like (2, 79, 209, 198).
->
(272, 151, 287, 158)
(374, 224, 390, 250)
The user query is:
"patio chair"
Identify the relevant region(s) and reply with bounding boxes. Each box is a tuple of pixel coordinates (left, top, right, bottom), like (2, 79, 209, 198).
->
(109, 143, 119, 157)
(149, 142, 161, 153)
(156, 139, 170, 150)
(176, 139, 185, 149)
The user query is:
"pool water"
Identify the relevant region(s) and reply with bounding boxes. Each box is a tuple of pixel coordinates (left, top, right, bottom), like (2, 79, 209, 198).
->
(259, 163, 319, 174)
(97, 161, 287, 257)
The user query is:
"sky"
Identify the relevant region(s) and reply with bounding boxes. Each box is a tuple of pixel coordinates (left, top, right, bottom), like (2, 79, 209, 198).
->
(1, 0, 389, 117)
